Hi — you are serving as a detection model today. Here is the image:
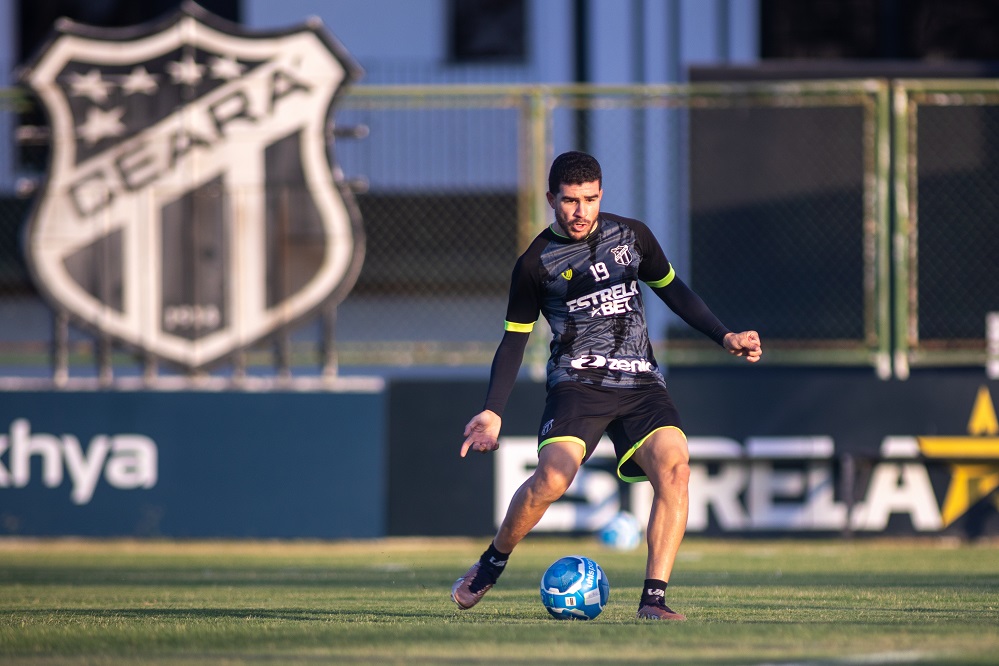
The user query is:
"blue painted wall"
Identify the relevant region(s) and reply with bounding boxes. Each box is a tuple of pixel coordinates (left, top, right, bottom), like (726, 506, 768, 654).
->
(0, 390, 385, 538)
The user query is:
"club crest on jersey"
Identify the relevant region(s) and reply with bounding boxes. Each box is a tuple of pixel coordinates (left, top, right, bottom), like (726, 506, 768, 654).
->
(19, 2, 364, 369)
(611, 245, 633, 266)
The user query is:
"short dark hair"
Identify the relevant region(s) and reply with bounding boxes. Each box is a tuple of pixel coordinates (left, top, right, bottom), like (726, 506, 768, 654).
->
(548, 151, 602, 194)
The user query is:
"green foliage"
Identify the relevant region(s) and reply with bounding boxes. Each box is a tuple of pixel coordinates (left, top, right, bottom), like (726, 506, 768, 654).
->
(0, 537, 996, 664)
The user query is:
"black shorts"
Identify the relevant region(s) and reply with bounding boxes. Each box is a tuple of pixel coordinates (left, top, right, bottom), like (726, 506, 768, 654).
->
(537, 381, 684, 483)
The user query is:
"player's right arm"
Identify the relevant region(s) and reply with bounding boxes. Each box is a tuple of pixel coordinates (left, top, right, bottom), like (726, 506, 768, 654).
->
(460, 249, 541, 457)
(460, 330, 531, 457)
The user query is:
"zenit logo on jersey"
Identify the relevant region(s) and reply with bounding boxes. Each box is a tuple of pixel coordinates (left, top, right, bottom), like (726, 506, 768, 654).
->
(569, 354, 654, 373)
(566, 281, 640, 317)
(19, 3, 364, 369)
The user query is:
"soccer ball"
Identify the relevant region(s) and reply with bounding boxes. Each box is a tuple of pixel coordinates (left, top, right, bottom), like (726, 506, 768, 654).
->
(598, 511, 643, 551)
(539, 555, 610, 620)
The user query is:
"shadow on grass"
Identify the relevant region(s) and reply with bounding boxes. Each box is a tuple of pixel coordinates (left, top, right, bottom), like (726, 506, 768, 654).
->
(5, 603, 986, 631)
(4, 606, 438, 622)
(2, 564, 997, 593)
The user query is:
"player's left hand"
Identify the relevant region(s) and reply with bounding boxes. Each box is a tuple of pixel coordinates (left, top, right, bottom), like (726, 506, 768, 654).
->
(723, 330, 762, 363)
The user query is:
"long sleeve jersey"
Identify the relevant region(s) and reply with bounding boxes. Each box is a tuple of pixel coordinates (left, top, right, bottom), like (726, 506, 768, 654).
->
(483, 213, 730, 415)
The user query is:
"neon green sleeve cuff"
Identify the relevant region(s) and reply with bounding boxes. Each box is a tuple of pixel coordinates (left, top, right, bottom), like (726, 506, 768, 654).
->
(646, 264, 675, 289)
(504, 320, 535, 333)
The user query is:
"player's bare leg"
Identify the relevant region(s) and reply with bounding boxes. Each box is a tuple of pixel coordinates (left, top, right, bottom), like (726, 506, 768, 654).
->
(494, 439, 583, 552)
(631, 427, 690, 620)
(452, 439, 583, 609)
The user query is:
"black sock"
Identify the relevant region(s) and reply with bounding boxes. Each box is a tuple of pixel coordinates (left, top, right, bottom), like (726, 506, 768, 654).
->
(469, 542, 510, 593)
(641, 579, 668, 607)
(479, 542, 510, 575)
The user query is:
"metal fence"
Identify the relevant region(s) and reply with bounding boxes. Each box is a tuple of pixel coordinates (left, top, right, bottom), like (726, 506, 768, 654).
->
(1, 78, 993, 385)
(892, 79, 999, 378)
(336, 81, 893, 378)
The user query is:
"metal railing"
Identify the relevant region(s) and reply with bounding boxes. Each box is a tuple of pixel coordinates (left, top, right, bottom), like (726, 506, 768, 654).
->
(336, 80, 892, 377)
(2, 78, 994, 385)
(892, 79, 999, 378)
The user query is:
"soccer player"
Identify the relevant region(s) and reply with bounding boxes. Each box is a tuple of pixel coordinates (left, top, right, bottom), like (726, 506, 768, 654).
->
(451, 151, 762, 620)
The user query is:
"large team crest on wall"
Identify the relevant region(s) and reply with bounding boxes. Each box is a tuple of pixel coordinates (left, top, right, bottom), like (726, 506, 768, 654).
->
(20, 2, 364, 369)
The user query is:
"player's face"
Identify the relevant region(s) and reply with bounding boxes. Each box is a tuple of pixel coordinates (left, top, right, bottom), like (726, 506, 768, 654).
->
(548, 180, 602, 241)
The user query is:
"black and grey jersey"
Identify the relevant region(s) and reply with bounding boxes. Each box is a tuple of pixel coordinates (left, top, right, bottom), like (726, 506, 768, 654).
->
(504, 213, 675, 390)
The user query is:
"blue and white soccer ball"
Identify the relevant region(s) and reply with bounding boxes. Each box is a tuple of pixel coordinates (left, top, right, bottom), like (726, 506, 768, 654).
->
(539, 555, 610, 620)
(598, 511, 643, 551)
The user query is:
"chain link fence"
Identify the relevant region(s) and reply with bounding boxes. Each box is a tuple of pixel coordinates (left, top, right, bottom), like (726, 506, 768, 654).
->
(893, 80, 999, 377)
(0, 80, 905, 386)
(338, 81, 892, 376)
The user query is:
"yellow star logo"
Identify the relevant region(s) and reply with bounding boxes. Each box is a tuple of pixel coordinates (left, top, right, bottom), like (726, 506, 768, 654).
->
(918, 385, 999, 527)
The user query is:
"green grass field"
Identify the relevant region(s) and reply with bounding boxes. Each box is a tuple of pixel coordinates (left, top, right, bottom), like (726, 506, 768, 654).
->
(1, 536, 996, 664)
